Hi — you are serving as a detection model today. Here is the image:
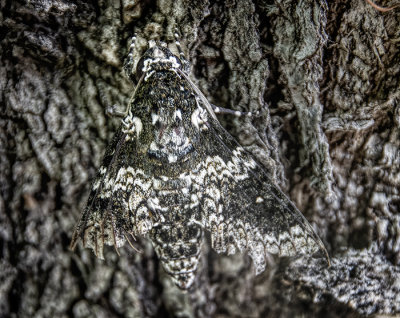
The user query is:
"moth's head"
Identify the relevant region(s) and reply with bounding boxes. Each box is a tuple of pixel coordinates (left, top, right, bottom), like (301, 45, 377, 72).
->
(136, 40, 182, 80)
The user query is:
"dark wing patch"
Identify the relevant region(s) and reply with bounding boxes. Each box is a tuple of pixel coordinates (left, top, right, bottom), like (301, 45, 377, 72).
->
(197, 113, 329, 273)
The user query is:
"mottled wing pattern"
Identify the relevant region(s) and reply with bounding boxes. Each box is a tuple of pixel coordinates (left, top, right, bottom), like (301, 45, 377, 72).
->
(195, 107, 329, 273)
(70, 119, 154, 259)
(70, 38, 329, 289)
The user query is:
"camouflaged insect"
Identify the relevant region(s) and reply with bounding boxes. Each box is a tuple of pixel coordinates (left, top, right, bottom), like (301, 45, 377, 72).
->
(70, 34, 330, 290)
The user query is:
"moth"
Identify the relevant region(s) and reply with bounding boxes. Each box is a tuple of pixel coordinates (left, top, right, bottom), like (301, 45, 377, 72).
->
(70, 33, 329, 290)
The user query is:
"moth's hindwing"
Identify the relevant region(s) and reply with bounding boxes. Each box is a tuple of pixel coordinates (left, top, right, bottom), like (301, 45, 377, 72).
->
(70, 38, 329, 290)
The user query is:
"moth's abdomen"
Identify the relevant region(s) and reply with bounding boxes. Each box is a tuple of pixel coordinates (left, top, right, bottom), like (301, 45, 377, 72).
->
(149, 175, 204, 289)
(151, 221, 203, 289)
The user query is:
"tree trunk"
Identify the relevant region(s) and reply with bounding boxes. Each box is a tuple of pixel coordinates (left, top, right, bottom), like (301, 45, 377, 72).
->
(1, 0, 399, 317)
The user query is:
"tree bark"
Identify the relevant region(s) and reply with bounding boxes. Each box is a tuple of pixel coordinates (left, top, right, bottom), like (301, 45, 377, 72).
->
(1, 0, 399, 317)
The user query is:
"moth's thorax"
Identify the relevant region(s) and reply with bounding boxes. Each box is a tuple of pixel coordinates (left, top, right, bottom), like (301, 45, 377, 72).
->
(136, 45, 182, 81)
(148, 106, 194, 164)
(136, 71, 197, 164)
(141, 71, 194, 108)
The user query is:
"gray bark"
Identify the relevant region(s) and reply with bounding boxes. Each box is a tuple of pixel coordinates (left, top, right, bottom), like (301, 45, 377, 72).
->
(1, 0, 399, 317)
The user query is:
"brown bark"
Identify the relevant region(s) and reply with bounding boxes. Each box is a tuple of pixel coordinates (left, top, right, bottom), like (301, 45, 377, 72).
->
(1, 0, 399, 317)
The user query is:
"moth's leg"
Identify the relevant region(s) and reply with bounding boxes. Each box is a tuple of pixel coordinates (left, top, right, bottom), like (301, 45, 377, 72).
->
(211, 104, 259, 118)
(123, 34, 137, 82)
(174, 29, 190, 74)
(106, 104, 127, 118)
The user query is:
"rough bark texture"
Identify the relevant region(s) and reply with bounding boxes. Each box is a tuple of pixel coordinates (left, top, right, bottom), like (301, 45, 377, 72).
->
(1, 0, 399, 317)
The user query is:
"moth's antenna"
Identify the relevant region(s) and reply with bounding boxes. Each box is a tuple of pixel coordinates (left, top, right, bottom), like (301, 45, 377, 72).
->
(174, 28, 190, 74)
(111, 35, 144, 117)
(127, 34, 137, 63)
(123, 34, 138, 83)
(211, 104, 256, 118)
